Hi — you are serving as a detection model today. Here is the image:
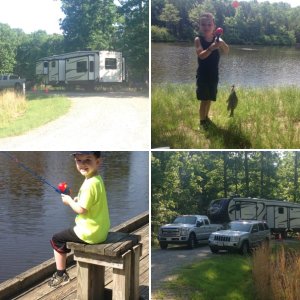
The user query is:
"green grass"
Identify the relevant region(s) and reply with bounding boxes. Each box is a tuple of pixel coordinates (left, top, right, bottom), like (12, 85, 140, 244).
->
(155, 254, 254, 300)
(0, 92, 71, 138)
(152, 84, 300, 148)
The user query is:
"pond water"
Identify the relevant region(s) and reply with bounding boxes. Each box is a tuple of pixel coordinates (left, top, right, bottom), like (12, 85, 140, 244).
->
(0, 151, 149, 283)
(152, 43, 300, 87)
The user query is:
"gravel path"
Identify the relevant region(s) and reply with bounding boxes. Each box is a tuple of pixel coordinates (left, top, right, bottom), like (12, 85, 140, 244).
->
(0, 92, 149, 150)
(151, 244, 213, 299)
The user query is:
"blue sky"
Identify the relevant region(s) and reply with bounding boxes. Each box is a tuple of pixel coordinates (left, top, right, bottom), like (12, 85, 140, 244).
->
(0, 0, 299, 34)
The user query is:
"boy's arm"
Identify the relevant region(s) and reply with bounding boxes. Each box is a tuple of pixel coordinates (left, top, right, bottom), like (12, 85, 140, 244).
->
(195, 37, 214, 60)
(61, 194, 87, 214)
(219, 38, 229, 54)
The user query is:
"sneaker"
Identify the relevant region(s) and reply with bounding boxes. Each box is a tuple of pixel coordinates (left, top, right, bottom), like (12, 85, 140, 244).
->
(48, 271, 70, 287)
(199, 120, 209, 130)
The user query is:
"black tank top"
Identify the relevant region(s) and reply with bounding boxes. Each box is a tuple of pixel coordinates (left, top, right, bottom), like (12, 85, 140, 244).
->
(196, 36, 220, 83)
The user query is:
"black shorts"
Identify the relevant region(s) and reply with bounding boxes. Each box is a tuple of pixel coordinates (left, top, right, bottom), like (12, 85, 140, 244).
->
(196, 81, 218, 101)
(50, 228, 86, 254)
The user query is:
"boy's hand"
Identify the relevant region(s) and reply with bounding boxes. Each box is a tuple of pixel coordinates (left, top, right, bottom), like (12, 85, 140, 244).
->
(61, 194, 73, 206)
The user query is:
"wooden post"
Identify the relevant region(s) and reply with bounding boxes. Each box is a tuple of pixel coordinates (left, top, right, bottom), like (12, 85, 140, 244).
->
(131, 244, 142, 300)
(77, 261, 105, 300)
(112, 250, 131, 300)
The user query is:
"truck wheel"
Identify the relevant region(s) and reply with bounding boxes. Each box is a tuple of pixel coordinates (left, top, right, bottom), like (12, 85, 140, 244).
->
(210, 246, 219, 254)
(188, 233, 197, 249)
(240, 241, 249, 255)
(159, 242, 168, 250)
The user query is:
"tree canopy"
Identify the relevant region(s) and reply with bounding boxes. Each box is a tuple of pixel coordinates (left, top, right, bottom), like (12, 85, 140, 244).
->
(152, 0, 300, 45)
(152, 151, 300, 228)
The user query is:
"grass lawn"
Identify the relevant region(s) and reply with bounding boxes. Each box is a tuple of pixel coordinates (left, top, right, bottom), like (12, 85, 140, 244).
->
(155, 254, 254, 300)
(152, 84, 300, 149)
(0, 92, 71, 138)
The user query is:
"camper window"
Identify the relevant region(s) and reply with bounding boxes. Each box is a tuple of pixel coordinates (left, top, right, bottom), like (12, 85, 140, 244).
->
(44, 62, 49, 68)
(235, 203, 241, 211)
(278, 207, 284, 214)
(89, 61, 94, 72)
(105, 58, 117, 69)
(77, 61, 87, 73)
(51, 61, 56, 68)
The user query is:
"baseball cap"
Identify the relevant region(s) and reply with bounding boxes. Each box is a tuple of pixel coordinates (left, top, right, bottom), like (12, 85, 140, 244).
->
(72, 151, 101, 158)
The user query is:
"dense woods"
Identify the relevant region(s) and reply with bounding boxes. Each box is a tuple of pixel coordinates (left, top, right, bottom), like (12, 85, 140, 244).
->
(152, 151, 300, 227)
(151, 0, 300, 45)
(0, 0, 148, 83)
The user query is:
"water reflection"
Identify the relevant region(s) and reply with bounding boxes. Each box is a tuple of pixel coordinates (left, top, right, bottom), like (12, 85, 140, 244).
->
(0, 151, 149, 283)
(152, 43, 300, 87)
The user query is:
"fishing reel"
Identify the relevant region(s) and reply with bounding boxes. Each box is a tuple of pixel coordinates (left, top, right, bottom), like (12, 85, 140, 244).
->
(58, 182, 71, 195)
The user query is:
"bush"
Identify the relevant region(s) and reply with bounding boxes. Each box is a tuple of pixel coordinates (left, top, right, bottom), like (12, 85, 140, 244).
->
(151, 26, 175, 42)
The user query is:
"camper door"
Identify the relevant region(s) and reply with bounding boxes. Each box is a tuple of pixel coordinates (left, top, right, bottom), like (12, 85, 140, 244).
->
(99, 52, 123, 83)
(49, 60, 59, 83)
(267, 205, 288, 229)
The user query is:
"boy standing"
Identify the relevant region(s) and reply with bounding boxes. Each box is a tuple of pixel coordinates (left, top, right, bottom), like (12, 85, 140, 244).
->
(195, 12, 229, 129)
(48, 151, 110, 287)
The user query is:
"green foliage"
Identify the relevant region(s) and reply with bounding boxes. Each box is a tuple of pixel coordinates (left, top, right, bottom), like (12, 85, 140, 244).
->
(152, 0, 300, 45)
(60, 0, 117, 51)
(151, 25, 175, 42)
(152, 151, 300, 232)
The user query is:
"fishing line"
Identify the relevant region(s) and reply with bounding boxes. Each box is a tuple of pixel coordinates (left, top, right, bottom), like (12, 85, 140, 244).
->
(1, 151, 68, 195)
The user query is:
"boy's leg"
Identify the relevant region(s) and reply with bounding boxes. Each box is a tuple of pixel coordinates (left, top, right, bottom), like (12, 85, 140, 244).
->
(205, 101, 212, 119)
(54, 249, 67, 271)
(199, 100, 209, 121)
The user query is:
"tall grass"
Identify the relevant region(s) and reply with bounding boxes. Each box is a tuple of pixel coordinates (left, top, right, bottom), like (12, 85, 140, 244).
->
(252, 244, 300, 300)
(152, 84, 300, 148)
(0, 90, 27, 128)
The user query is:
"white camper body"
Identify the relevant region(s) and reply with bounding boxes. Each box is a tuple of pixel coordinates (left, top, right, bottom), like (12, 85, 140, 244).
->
(36, 51, 125, 87)
(207, 197, 300, 234)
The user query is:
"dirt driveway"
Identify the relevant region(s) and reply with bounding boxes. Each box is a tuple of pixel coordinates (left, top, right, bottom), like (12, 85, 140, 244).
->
(151, 244, 213, 299)
(0, 92, 149, 150)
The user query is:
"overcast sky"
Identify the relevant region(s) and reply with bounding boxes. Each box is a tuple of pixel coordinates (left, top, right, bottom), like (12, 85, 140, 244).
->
(0, 0, 299, 34)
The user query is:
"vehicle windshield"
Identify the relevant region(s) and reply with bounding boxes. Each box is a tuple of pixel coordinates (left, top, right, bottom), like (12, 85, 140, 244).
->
(227, 222, 251, 232)
(173, 216, 196, 225)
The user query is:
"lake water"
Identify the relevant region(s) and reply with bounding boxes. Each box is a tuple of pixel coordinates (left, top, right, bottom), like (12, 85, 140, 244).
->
(0, 151, 149, 283)
(152, 43, 300, 87)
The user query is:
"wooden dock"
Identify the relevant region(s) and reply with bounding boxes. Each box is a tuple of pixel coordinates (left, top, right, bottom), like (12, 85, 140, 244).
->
(0, 212, 149, 300)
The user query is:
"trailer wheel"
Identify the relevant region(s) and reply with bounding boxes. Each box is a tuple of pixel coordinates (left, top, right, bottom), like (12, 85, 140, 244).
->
(159, 241, 168, 250)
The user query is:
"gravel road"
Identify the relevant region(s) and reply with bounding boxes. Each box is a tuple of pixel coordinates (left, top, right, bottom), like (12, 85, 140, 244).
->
(151, 244, 213, 299)
(0, 92, 149, 150)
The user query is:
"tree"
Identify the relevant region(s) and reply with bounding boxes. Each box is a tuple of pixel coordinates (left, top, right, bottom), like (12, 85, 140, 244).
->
(60, 0, 118, 51)
(159, 2, 181, 37)
(117, 0, 149, 82)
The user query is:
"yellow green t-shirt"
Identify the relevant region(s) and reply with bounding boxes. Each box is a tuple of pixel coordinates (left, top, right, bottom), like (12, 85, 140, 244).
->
(74, 175, 110, 244)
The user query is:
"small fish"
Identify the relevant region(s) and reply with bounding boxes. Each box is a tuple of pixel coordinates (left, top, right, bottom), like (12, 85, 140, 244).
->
(227, 85, 238, 117)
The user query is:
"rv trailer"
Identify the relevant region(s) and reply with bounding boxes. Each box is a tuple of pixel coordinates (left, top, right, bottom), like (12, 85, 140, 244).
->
(36, 50, 126, 88)
(207, 197, 300, 235)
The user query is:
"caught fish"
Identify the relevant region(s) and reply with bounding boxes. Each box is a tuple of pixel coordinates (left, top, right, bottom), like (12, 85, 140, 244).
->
(227, 85, 238, 117)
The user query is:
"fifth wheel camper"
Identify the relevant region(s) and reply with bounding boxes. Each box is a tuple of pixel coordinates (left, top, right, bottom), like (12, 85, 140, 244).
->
(36, 50, 126, 88)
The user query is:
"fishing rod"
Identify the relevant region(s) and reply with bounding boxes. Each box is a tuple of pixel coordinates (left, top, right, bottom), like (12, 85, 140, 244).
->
(2, 152, 70, 195)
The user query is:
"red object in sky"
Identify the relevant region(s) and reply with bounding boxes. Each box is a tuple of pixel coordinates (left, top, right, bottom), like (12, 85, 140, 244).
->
(232, 1, 239, 8)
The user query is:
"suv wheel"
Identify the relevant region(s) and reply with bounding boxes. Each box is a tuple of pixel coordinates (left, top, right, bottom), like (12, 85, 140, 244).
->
(188, 233, 197, 249)
(240, 241, 249, 255)
(210, 246, 219, 254)
(159, 241, 168, 250)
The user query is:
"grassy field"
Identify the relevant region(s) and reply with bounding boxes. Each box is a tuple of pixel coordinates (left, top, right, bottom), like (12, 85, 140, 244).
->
(152, 84, 300, 149)
(154, 240, 300, 300)
(0, 91, 70, 138)
(157, 254, 254, 300)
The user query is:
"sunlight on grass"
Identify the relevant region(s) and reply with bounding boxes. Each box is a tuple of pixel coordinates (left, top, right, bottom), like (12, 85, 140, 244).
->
(152, 84, 300, 148)
(161, 255, 254, 300)
(0, 92, 70, 138)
